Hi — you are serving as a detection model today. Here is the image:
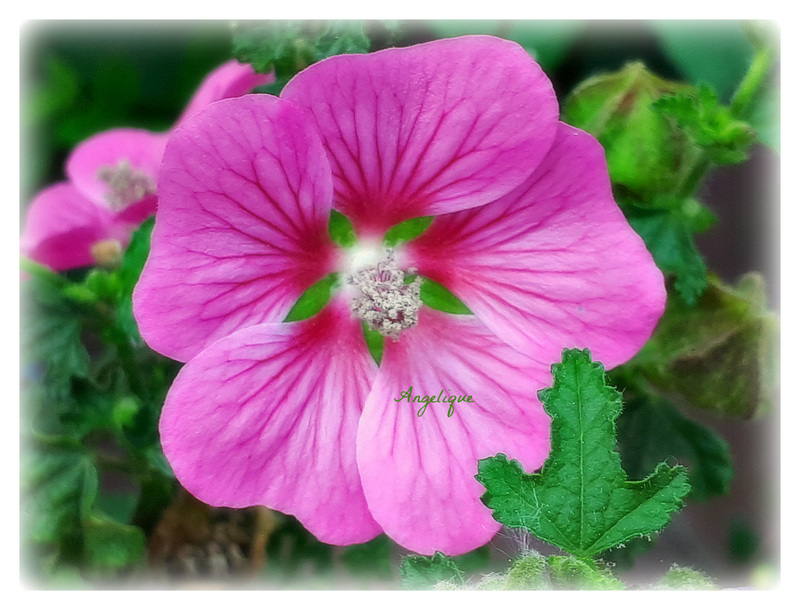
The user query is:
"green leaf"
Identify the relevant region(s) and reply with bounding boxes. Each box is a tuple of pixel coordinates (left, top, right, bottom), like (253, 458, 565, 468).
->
(23, 311, 90, 391)
(653, 84, 757, 165)
(382, 216, 433, 247)
(283, 273, 340, 322)
(477, 349, 691, 560)
(232, 21, 370, 86)
(400, 551, 466, 590)
(617, 396, 734, 501)
(232, 21, 312, 87)
(21, 264, 91, 402)
(22, 438, 99, 548)
(118, 216, 154, 339)
(50, 379, 115, 440)
(634, 273, 778, 418)
(311, 21, 370, 60)
(83, 514, 146, 571)
(625, 206, 708, 305)
(328, 209, 357, 248)
(419, 277, 471, 315)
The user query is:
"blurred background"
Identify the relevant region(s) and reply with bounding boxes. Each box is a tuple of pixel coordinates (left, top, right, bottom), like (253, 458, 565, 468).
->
(19, 20, 780, 588)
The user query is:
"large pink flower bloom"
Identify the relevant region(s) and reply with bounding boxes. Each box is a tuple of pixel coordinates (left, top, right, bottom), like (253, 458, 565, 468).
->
(21, 61, 273, 271)
(133, 36, 666, 555)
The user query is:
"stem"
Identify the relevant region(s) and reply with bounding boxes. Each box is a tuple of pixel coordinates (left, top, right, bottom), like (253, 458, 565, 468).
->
(673, 148, 711, 200)
(115, 334, 147, 399)
(674, 45, 773, 199)
(730, 46, 774, 119)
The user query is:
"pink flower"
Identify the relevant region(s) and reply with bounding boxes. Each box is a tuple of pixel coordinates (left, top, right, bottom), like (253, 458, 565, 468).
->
(133, 36, 666, 555)
(21, 61, 273, 271)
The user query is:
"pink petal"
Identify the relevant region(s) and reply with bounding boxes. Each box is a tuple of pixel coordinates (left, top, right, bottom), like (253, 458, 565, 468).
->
(65, 128, 167, 207)
(160, 298, 381, 545)
(176, 60, 275, 126)
(404, 123, 666, 370)
(282, 35, 558, 236)
(113, 193, 158, 226)
(133, 95, 338, 362)
(357, 308, 552, 555)
(21, 183, 113, 271)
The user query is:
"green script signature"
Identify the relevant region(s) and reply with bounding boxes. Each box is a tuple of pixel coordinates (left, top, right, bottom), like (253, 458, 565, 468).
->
(393, 386, 474, 417)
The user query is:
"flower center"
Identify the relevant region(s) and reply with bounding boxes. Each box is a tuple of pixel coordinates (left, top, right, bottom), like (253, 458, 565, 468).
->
(96, 160, 156, 210)
(348, 249, 423, 341)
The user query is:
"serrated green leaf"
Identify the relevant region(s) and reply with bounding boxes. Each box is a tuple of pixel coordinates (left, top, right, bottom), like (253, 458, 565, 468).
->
(477, 349, 691, 560)
(419, 277, 471, 315)
(231, 21, 304, 76)
(634, 273, 778, 418)
(283, 273, 340, 322)
(23, 311, 91, 389)
(22, 439, 99, 547)
(21, 268, 91, 404)
(653, 85, 757, 165)
(625, 207, 708, 305)
(232, 21, 370, 84)
(382, 216, 433, 247)
(617, 396, 733, 501)
(311, 20, 370, 60)
(328, 209, 357, 248)
(83, 514, 146, 571)
(400, 551, 466, 590)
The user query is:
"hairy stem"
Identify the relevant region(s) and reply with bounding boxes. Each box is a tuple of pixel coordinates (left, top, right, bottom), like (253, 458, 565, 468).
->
(730, 46, 774, 120)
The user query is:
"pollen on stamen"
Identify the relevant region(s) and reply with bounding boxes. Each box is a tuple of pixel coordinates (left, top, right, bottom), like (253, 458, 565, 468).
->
(96, 159, 156, 210)
(348, 250, 423, 341)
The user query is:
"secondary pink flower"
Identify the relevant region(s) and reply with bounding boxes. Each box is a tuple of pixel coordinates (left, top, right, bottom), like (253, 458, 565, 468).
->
(21, 60, 273, 271)
(133, 36, 666, 555)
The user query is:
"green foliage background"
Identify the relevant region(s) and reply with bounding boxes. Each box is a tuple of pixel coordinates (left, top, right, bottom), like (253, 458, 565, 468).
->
(20, 20, 779, 589)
